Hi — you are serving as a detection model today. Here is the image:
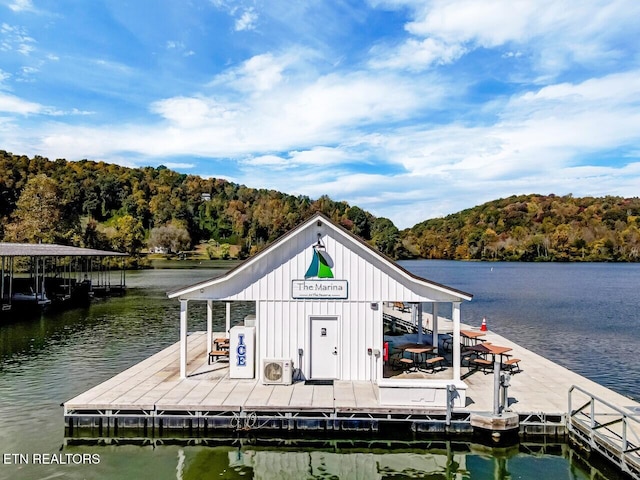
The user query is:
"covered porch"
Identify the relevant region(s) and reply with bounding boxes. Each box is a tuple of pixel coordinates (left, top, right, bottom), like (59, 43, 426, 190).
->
(175, 296, 469, 409)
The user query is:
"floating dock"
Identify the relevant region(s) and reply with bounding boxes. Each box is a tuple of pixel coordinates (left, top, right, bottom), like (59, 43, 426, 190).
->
(63, 328, 638, 464)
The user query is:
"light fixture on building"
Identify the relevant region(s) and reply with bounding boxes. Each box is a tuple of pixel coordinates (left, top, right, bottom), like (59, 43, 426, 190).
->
(315, 233, 326, 251)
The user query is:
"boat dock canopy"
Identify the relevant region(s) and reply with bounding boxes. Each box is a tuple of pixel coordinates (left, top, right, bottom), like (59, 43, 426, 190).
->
(0, 243, 127, 257)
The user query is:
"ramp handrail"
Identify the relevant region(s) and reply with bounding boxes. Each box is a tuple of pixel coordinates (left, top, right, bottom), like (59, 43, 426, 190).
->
(568, 384, 640, 478)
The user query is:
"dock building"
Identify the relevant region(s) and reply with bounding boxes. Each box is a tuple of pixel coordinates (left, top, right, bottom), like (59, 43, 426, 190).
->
(168, 212, 472, 408)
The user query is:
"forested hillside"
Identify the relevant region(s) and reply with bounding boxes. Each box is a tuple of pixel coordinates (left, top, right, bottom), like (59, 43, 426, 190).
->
(403, 194, 640, 261)
(0, 151, 402, 259)
(2, 151, 639, 262)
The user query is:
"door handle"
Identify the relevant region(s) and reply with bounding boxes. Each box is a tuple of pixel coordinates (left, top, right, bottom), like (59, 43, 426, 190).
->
(332, 347, 337, 355)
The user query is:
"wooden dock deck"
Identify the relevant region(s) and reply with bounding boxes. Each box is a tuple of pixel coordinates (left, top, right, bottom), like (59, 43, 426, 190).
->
(64, 328, 640, 442)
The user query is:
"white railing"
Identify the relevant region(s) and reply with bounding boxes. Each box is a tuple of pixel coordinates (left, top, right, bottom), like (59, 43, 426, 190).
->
(568, 384, 640, 479)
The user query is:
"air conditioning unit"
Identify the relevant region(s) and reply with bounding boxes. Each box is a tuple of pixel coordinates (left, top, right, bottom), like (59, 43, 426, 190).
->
(262, 359, 293, 385)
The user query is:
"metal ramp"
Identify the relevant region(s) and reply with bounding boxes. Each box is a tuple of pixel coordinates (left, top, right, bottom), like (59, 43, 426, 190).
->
(568, 384, 640, 479)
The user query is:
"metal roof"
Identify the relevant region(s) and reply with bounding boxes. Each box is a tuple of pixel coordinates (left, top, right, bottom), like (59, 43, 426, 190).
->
(0, 243, 127, 257)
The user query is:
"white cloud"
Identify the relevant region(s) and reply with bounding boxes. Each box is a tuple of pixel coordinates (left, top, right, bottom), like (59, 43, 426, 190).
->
(370, 0, 640, 75)
(163, 162, 195, 170)
(145, 67, 439, 158)
(8, 0, 35, 12)
(211, 52, 291, 93)
(166, 40, 195, 57)
(370, 37, 466, 71)
(0, 92, 42, 114)
(242, 154, 289, 167)
(235, 8, 258, 31)
(288, 147, 354, 166)
(210, 1, 259, 32)
(1, 23, 36, 56)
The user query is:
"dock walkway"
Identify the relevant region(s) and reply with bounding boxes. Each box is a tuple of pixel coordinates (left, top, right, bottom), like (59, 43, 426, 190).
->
(64, 328, 640, 440)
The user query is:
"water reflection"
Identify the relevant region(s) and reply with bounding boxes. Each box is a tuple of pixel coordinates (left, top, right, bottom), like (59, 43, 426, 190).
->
(58, 439, 624, 480)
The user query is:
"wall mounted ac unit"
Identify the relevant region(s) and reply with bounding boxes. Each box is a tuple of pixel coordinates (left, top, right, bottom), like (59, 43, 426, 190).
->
(262, 359, 293, 385)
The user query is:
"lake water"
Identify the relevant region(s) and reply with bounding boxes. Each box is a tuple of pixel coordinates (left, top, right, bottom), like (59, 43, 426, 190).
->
(0, 260, 636, 479)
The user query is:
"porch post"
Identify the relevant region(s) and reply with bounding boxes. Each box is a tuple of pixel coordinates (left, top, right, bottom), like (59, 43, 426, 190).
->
(207, 300, 213, 352)
(452, 302, 461, 381)
(412, 304, 422, 344)
(225, 302, 231, 337)
(180, 299, 188, 379)
(418, 303, 423, 343)
(432, 303, 439, 352)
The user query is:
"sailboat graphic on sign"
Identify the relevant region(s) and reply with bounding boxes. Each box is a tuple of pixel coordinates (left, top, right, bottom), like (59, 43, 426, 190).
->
(292, 238, 346, 299)
(305, 247, 334, 279)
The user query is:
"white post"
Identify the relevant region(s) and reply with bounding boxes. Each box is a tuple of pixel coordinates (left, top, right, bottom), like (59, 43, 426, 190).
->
(207, 300, 213, 353)
(432, 303, 439, 351)
(180, 300, 188, 379)
(413, 303, 422, 344)
(452, 302, 461, 381)
(225, 302, 231, 337)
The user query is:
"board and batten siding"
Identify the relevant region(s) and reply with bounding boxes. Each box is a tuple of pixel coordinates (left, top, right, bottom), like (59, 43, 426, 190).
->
(181, 226, 461, 303)
(257, 300, 380, 381)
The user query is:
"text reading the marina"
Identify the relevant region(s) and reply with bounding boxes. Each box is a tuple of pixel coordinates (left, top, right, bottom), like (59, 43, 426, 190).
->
(2, 453, 101, 465)
(291, 280, 348, 299)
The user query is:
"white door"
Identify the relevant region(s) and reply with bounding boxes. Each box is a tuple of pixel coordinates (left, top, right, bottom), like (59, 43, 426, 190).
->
(310, 316, 338, 379)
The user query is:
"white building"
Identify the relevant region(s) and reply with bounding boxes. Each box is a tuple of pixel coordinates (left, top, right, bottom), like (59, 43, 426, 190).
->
(168, 213, 473, 408)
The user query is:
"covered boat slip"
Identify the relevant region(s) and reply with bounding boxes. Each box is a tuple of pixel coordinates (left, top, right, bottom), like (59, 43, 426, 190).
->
(0, 243, 127, 312)
(167, 213, 473, 410)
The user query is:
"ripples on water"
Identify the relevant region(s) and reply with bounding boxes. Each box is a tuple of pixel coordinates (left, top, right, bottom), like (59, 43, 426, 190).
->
(0, 262, 636, 479)
(400, 261, 640, 401)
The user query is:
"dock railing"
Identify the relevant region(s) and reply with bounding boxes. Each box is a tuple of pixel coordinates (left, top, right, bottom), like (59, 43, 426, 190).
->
(568, 384, 640, 479)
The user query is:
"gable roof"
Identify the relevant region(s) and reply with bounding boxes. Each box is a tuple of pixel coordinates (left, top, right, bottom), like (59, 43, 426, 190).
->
(167, 212, 472, 301)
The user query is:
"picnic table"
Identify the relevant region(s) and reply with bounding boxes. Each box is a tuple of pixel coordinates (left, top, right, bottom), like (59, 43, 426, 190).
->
(460, 329, 486, 345)
(464, 343, 512, 372)
(208, 337, 230, 364)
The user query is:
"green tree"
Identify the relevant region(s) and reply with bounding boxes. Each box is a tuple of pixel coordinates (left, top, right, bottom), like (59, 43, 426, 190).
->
(371, 217, 399, 256)
(4, 174, 63, 243)
(109, 215, 145, 254)
(346, 206, 371, 239)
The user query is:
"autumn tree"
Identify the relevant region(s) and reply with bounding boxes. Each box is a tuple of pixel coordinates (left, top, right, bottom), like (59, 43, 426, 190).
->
(106, 215, 145, 254)
(148, 222, 192, 253)
(4, 174, 63, 243)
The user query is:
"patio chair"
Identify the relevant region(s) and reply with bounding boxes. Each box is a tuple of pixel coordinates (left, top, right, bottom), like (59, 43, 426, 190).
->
(471, 358, 493, 373)
(208, 350, 229, 364)
(503, 358, 521, 373)
(424, 355, 445, 373)
(398, 357, 415, 371)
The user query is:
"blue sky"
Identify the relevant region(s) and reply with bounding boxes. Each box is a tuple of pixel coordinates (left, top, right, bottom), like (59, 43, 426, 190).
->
(1, 0, 639, 228)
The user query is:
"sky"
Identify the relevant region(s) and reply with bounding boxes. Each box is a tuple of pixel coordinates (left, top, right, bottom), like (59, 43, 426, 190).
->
(1, 1, 639, 228)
